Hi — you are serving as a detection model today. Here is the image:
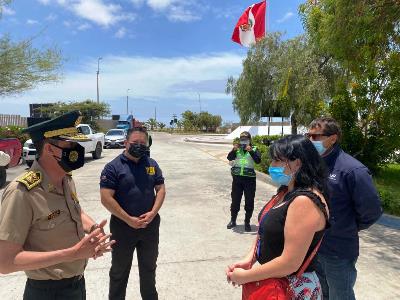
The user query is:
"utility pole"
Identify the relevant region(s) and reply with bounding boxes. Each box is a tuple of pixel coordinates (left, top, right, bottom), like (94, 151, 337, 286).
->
(197, 92, 202, 113)
(126, 89, 131, 114)
(154, 106, 157, 122)
(96, 57, 102, 103)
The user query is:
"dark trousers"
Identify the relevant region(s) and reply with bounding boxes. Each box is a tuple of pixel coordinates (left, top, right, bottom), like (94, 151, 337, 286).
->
(230, 175, 256, 223)
(23, 276, 86, 300)
(109, 214, 160, 300)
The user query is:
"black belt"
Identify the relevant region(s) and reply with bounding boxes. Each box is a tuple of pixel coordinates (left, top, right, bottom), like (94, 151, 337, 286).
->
(27, 274, 84, 289)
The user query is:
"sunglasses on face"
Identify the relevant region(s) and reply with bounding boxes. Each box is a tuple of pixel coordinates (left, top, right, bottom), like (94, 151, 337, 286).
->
(304, 133, 332, 140)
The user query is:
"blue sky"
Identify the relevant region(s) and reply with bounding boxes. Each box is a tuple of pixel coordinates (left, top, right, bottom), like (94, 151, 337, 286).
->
(0, 0, 305, 124)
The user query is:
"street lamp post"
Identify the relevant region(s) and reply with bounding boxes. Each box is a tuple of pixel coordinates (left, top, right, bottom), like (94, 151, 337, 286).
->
(197, 92, 202, 113)
(126, 89, 131, 114)
(96, 57, 102, 103)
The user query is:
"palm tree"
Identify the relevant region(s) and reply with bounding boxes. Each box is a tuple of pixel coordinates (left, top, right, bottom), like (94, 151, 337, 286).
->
(147, 118, 158, 130)
(158, 122, 166, 130)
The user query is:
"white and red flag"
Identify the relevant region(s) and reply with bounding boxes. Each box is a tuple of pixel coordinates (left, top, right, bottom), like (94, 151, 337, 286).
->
(231, 1, 266, 47)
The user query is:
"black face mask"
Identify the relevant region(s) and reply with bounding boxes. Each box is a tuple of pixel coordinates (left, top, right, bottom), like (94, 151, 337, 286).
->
(51, 142, 85, 172)
(128, 143, 148, 159)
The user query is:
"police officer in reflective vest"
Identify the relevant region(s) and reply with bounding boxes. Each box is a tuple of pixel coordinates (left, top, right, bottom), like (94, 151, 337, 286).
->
(227, 131, 261, 232)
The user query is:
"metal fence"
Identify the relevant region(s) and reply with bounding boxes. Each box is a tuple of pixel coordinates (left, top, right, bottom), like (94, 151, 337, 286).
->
(0, 114, 28, 127)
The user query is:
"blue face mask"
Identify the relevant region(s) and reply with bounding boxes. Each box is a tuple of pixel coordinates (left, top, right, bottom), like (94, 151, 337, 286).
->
(268, 166, 293, 186)
(312, 141, 326, 155)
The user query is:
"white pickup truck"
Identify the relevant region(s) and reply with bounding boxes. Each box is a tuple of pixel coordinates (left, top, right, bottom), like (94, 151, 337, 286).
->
(22, 124, 105, 167)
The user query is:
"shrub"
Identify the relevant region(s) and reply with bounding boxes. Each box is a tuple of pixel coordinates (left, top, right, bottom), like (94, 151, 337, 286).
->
(379, 189, 400, 216)
(252, 135, 283, 174)
(252, 135, 282, 146)
(0, 125, 29, 145)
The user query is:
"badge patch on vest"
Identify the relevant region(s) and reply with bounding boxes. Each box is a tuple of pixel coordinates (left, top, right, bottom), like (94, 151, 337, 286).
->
(17, 171, 42, 191)
(146, 167, 155, 175)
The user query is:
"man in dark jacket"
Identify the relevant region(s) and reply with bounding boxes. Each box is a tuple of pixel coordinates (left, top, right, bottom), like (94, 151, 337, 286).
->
(307, 117, 382, 300)
(227, 131, 261, 232)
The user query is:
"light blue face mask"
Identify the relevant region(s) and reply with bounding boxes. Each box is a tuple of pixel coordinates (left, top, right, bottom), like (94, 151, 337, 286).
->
(268, 166, 292, 186)
(312, 141, 326, 155)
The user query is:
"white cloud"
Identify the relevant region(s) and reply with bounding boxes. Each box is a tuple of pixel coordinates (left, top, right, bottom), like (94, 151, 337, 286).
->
(1, 52, 243, 107)
(132, 0, 201, 22)
(70, 0, 123, 26)
(168, 5, 200, 22)
(114, 27, 126, 38)
(147, 0, 176, 10)
(77, 22, 91, 30)
(27, 19, 39, 25)
(277, 12, 295, 23)
(2, 6, 16, 16)
(37, 0, 135, 27)
(45, 13, 58, 21)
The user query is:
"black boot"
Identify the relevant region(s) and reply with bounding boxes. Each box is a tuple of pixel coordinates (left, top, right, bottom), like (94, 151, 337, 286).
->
(244, 222, 251, 232)
(227, 218, 237, 229)
(245, 212, 252, 232)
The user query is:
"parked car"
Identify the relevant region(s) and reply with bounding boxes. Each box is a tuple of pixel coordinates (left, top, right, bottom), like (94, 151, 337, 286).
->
(0, 138, 22, 188)
(22, 124, 105, 166)
(104, 129, 126, 148)
(76, 124, 105, 159)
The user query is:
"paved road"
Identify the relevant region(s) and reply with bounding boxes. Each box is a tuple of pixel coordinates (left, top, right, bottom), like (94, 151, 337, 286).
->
(0, 132, 399, 299)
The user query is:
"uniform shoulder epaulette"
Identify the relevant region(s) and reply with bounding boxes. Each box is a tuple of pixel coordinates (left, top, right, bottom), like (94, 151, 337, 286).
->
(17, 171, 42, 191)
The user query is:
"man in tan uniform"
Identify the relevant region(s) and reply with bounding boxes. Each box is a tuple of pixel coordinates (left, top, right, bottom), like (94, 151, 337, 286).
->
(0, 111, 115, 300)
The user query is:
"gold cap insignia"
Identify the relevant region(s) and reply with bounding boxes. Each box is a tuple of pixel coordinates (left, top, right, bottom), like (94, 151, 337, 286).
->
(44, 127, 78, 138)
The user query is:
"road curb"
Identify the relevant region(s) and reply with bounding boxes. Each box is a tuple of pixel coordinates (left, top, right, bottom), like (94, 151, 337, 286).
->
(183, 138, 232, 145)
(377, 213, 400, 230)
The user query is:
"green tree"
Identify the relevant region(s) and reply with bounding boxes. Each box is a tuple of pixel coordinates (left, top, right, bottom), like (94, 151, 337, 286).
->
(146, 118, 157, 130)
(181, 110, 222, 132)
(211, 115, 222, 130)
(226, 33, 283, 125)
(226, 33, 329, 133)
(158, 122, 166, 130)
(0, 2, 62, 96)
(176, 120, 183, 130)
(181, 110, 199, 131)
(277, 36, 330, 133)
(37, 100, 110, 130)
(300, 0, 400, 171)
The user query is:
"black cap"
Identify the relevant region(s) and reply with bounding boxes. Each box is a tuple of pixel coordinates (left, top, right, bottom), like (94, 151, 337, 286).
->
(22, 111, 90, 143)
(240, 131, 251, 139)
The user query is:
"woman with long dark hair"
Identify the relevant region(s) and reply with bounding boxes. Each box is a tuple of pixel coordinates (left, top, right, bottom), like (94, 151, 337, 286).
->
(226, 135, 330, 299)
